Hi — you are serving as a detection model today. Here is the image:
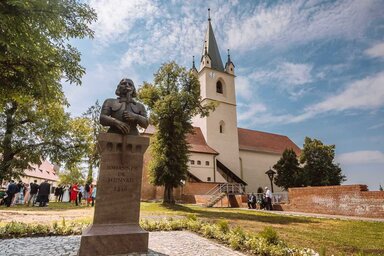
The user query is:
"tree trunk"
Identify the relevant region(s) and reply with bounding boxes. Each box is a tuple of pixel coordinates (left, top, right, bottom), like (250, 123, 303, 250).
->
(0, 101, 17, 181)
(163, 184, 175, 204)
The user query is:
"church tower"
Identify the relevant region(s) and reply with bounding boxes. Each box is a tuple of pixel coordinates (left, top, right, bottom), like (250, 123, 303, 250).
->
(192, 9, 241, 178)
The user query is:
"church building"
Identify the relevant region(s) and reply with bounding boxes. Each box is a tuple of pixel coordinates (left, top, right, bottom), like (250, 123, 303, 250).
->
(141, 13, 300, 200)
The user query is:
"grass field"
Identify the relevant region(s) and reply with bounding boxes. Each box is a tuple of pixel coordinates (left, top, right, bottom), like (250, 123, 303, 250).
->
(1, 202, 383, 255)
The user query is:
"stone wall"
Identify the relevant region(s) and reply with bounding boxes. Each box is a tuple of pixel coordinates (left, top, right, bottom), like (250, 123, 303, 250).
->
(282, 185, 384, 218)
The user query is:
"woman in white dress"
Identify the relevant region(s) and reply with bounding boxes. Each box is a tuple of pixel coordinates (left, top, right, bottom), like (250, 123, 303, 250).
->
(62, 186, 70, 202)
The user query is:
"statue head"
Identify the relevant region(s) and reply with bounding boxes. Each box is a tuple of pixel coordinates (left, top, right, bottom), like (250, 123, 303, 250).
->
(115, 78, 137, 98)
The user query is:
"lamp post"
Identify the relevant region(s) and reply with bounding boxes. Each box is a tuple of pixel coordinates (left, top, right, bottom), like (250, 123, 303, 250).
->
(265, 168, 276, 193)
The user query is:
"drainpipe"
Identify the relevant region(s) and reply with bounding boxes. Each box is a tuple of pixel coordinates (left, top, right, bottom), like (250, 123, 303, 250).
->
(213, 155, 217, 182)
(239, 157, 243, 179)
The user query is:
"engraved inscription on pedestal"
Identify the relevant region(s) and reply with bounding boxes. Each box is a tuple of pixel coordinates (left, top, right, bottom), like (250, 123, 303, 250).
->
(78, 133, 149, 256)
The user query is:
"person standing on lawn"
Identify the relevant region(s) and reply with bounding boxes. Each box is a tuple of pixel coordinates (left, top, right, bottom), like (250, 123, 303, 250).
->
(28, 180, 39, 206)
(38, 180, 51, 207)
(70, 183, 79, 206)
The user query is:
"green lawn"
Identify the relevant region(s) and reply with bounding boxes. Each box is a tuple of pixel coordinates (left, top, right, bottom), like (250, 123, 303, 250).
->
(1, 202, 383, 255)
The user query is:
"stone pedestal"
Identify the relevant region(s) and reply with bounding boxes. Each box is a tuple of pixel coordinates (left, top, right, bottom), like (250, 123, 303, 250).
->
(79, 133, 149, 256)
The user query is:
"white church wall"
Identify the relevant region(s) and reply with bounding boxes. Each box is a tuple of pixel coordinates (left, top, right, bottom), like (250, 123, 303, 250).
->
(188, 153, 225, 182)
(239, 150, 284, 193)
(205, 102, 241, 176)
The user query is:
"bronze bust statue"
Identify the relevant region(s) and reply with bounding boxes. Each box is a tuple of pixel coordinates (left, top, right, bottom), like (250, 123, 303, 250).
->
(100, 78, 149, 135)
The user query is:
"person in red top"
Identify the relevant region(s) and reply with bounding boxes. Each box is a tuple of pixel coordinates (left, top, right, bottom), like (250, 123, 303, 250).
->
(70, 183, 79, 206)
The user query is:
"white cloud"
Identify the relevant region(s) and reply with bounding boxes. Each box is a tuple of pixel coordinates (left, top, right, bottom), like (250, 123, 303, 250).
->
(364, 42, 384, 59)
(236, 76, 253, 100)
(237, 103, 267, 122)
(337, 151, 384, 165)
(226, 0, 381, 52)
(307, 72, 384, 113)
(89, 0, 159, 44)
(250, 62, 313, 98)
(243, 72, 384, 126)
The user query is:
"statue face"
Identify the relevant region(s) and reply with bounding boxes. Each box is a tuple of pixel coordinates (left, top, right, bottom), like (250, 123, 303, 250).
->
(118, 80, 134, 96)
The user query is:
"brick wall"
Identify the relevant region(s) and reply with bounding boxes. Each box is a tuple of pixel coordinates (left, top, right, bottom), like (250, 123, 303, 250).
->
(282, 185, 384, 218)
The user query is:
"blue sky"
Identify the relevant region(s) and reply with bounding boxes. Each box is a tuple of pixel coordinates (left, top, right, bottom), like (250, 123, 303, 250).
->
(64, 0, 384, 190)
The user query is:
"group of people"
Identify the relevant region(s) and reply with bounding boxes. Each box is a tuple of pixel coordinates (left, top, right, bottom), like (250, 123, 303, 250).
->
(247, 187, 273, 210)
(2, 179, 51, 207)
(1, 180, 97, 208)
(58, 182, 97, 207)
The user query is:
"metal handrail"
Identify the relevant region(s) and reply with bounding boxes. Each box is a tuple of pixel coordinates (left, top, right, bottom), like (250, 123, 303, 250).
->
(206, 183, 245, 195)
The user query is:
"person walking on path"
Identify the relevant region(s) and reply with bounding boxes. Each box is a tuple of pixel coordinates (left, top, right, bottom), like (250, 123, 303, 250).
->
(38, 180, 51, 207)
(28, 180, 39, 206)
(265, 187, 273, 210)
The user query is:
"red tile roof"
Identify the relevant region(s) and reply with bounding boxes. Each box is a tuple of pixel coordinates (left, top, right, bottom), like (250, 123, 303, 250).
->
(142, 125, 218, 155)
(143, 125, 300, 155)
(187, 127, 218, 155)
(238, 127, 301, 155)
(24, 160, 59, 182)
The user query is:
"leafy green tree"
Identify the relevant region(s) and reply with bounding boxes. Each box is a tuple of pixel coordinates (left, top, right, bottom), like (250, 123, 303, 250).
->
(273, 148, 303, 190)
(300, 137, 346, 186)
(58, 166, 85, 186)
(138, 62, 215, 204)
(0, 1, 96, 181)
(82, 100, 106, 183)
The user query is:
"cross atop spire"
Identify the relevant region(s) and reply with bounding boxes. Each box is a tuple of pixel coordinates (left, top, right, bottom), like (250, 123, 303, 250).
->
(208, 8, 211, 21)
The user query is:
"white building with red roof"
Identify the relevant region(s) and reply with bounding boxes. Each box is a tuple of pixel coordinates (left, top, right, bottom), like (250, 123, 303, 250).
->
(142, 13, 301, 197)
(21, 160, 59, 190)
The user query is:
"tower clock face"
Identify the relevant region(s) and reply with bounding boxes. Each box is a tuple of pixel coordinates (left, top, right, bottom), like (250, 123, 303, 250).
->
(209, 71, 216, 78)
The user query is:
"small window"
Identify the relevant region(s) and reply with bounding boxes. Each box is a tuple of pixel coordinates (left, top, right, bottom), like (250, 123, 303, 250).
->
(207, 60, 209, 64)
(39, 169, 43, 172)
(190, 160, 195, 165)
(197, 160, 201, 165)
(231, 68, 233, 71)
(207, 177, 211, 182)
(216, 81, 223, 93)
(205, 161, 209, 166)
(219, 121, 225, 134)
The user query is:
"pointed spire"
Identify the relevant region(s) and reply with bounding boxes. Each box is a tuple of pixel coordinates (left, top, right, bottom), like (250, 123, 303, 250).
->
(227, 49, 231, 62)
(200, 9, 224, 72)
(225, 48, 235, 74)
(192, 56, 198, 74)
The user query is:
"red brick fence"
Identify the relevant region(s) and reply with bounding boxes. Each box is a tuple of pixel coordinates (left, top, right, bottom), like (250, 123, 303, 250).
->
(280, 185, 384, 218)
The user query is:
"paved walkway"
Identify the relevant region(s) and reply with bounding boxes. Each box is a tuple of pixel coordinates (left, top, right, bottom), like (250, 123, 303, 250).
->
(0, 231, 246, 256)
(244, 208, 384, 222)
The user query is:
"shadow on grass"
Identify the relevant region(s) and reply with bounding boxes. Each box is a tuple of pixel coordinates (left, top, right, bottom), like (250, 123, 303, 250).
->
(161, 203, 317, 225)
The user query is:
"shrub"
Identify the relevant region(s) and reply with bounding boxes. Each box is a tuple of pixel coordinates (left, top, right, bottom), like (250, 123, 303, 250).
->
(259, 226, 279, 245)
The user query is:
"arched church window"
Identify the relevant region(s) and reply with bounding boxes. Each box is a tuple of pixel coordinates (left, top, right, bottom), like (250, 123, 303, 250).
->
(197, 160, 201, 165)
(216, 81, 223, 94)
(219, 121, 225, 133)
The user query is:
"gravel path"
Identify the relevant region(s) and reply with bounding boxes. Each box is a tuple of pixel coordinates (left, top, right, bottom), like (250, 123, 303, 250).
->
(0, 231, 246, 256)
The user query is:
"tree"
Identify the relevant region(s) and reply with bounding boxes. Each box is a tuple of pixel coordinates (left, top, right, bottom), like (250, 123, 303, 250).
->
(300, 137, 346, 186)
(273, 148, 303, 190)
(138, 62, 215, 204)
(82, 100, 106, 183)
(380, 184, 383, 191)
(0, 1, 97, 181)
(58, 166, 85, 186)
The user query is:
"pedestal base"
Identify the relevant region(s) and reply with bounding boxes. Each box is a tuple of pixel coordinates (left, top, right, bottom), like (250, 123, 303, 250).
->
(78, 224, 148, 256)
